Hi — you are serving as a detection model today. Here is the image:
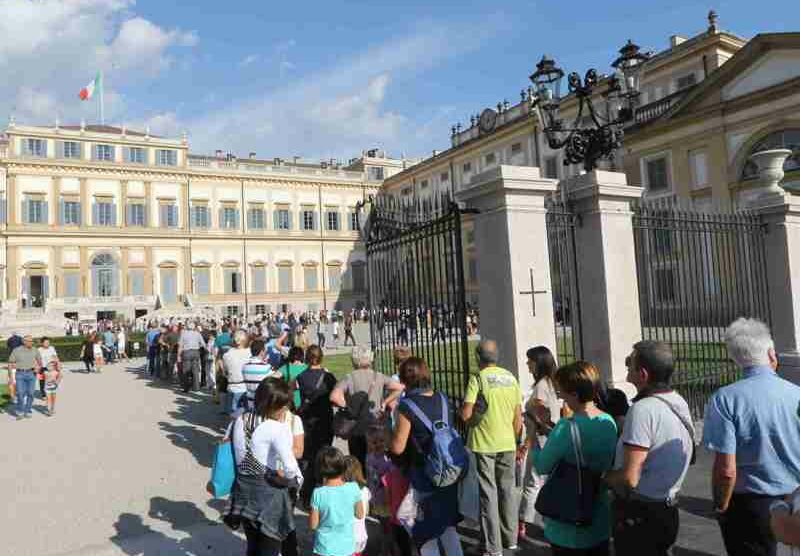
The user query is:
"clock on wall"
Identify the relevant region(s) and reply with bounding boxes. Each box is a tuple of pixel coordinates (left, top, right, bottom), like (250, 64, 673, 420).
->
(479, 108, 498, 134)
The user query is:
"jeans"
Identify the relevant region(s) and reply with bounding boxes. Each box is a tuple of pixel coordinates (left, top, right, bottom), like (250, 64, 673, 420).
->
(420, 525, 463, 556)
(229, 390, 246, 417)
(181, 350, 201, 392)
(613, 497, 679, 556)
(719, 492, 782, 556)
(242, 519, 281, 556)
(519, 442, 546, 525)
(147, 347, 158, 375)
(15, 370, 37, 415)
(475, 451, 518, 555)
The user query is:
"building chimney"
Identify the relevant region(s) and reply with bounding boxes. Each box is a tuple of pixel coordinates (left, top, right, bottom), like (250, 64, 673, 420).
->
(249, 152, 257, 160)
(670, 35, 687, 47)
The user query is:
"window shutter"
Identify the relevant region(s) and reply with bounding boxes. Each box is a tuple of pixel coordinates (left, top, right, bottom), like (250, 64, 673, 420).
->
(160, 205, 167, 227)
(21, 198, 28, 224)
(126, 204, 132, 225)
(235, 210, 241, 230)
(287, 211, 293, 230)
(92, 203, 98, 226)
(110, 204, 117, 226)
(42, 276, 49, 299)
(219, 208, 225, 230)
(59, 198, 65, 225)
(42, 201, 49, 224)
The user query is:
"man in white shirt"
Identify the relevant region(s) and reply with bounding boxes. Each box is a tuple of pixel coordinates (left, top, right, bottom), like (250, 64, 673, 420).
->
(605, 340, 694, 556)
(223, 330, 252, 418)
(37, 337, 58, 399)
(178, 322, 205, 392)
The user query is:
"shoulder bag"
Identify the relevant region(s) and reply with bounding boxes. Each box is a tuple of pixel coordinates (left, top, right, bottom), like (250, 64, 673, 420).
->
(209, 418, 238, 499)
(649, 394, 697, 465)
(296, 370, 327, 418)
(467, 372, 489, 427)
(535, 419, 602, 526)
(333, 371, 379, 439)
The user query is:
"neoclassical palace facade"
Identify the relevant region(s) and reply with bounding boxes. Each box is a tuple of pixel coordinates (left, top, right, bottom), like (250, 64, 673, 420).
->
(0, 122, 406, 326)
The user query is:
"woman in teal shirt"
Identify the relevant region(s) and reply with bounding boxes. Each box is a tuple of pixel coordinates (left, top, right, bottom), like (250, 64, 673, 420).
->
(533, 361, 618, 555)
(281, 346, 308, 410)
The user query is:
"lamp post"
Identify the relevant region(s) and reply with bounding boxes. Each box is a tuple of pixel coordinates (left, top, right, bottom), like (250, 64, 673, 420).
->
(530, 40, 648, 172)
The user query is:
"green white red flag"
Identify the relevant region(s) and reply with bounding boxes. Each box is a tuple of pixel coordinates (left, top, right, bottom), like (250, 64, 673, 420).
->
(79, 72, 102, 101)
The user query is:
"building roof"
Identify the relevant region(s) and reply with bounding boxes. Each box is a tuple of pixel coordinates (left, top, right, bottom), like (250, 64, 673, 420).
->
(58, 125, 155, 137)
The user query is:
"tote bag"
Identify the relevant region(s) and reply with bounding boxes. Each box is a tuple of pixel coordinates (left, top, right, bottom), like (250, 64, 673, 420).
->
(535, 419, 601, 526)
(209, 422, 237, 499)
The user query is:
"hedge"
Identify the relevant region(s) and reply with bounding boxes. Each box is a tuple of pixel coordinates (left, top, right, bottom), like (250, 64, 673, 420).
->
(0, 333, 147, 363)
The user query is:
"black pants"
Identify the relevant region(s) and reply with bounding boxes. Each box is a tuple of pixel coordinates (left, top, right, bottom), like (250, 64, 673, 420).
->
(84, 359, 94, 373)
(719, 492, 782, 556)
(613, 498, 679, 556)
(300, 425, 334, 505)
(317, 333, 326, 348)
(344, 331, 356, 345)
(348, 435, 368, 472)
(39, 377, 46, 396)
(242, 519, 281, 556)
(551, 541, 609, 556)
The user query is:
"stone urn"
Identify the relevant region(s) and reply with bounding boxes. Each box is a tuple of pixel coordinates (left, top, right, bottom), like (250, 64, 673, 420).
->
(749, 148, 793, 196)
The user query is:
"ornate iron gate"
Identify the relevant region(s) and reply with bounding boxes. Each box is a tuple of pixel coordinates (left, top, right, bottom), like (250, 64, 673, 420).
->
(632, 200, 771, 419)
(360, 195, 472, 408)
(546, 198, 583, 365)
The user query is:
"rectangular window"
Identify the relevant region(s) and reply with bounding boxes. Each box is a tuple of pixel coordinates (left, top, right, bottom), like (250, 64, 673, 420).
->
(23, 138, 47, 157)
(485, 152, 496, 165)
(326, 210, 340, 231)
(94, 144, 114, 161)
(676, 73, 697, 90)
(156, 149, 177, 166)
(226, 305, 240, 317)
(247, 208, 265, 229)
(127, 203, 146, 226)
(511, 142, 523, 155)
(689, 150, 708, 189)
(655, 268, 676, 303)
(275, 209, 291, 230)
(252, 267, 267, 293)
(129, 269, 145, 296)
(24, 198, 47, 224)
(127, 147, 146, 164)
(544, 156, 559, 179)
(440, 172, 449, 182)
(160, 204, 178, 228)
(94, 201, 116, 226)
(278, 267, 292, 293)
(193, 267, 210, 295)
(303, 267, 318, 291)
(224, 269, 242, 294)
(64, 273, 81, 298)
(349, 211, 359, 231)
(254, 304, 267, 316)
(328, 266, 342, 290)
(62, 141, 81, 159)
(62, 200, 81, 225)
(0, 196, 6, 224)
(645, 156, 670, 192)
(367, 166, 385, 181)
(352, 265, 366, 293)
(222, 207, 240, 229)
(462, 162, 472, 173)
(191, 205, 210, 229)
(302, 210, 316, 231)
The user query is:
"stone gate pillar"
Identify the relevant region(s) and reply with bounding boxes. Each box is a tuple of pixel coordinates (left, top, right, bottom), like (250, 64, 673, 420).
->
(561, 170, 643, 394)
(745, 150, 800, 382)
(456, 166, 558, 393)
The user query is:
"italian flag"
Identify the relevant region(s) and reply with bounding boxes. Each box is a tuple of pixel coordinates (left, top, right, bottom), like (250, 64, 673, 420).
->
(79, 72, 102, 101)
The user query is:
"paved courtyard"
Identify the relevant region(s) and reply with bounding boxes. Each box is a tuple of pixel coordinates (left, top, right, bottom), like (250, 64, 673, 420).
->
(0, 358, 726, 555)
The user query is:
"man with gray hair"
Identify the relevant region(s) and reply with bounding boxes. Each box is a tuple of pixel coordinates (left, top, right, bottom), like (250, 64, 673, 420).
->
(330, 344, 404, 469)
(703, 318, 800, 556)
(178, 321, 205, 392)
(461, 339, 523, 555)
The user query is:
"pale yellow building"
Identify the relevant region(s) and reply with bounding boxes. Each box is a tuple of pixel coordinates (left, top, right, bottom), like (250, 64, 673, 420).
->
(0, 122, 407, 328)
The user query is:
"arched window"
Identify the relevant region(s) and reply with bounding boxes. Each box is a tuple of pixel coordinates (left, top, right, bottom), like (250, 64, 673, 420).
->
(741, 129, 800, 180)
(92, 253, 118, 297)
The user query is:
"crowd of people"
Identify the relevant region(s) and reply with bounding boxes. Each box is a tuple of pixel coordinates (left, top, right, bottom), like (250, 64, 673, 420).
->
(6, 334, 64, 417)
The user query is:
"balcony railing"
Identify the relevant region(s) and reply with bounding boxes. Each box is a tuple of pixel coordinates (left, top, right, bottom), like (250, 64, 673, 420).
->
(633, 85, 697, 125)
(187, 157, 364, 180)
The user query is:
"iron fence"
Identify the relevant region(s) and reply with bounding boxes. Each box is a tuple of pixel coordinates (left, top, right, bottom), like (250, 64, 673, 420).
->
(546, 198, 583, 366)
(632, 200, 771, 419)
(361, 194, 472, 410)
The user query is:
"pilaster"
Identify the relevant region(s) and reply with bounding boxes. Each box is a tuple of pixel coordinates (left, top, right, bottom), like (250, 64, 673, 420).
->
(79, 178, 89, 229)
(7, 245, 17, 299)
(7, 174, 16, 225)
(144, 181, 153, 228)
(120, 247, 129, 295)
(79, 246, 89, 296)
(52, 246, 62, 298)
(144, 247, 154, 295)
(119, 180, 128, 229)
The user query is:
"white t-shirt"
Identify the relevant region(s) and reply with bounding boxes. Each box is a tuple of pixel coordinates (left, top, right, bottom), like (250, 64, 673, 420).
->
(223, 348, 252, 393)
(38, 346, 58, 368)
(230, 417, 303, 483)
(616, 391, 694, 501)
(354, 486, 371, 552)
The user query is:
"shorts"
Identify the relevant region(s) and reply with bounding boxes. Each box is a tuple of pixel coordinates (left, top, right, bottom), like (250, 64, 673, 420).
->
(45, 381, 59, 393)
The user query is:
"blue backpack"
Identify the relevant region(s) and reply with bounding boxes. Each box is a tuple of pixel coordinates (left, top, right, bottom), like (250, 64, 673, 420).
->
(401, 393, 469, 488)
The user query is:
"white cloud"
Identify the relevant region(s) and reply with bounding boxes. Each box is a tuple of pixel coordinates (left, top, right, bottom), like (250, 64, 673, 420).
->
(186, 21, 500, 160)
(0, 0, 196, 123)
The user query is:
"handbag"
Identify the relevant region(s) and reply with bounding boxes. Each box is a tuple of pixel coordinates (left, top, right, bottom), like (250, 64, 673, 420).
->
(209, 419, 237, 499)
(296, 370, 326, 418)
(333, 372, 379, 439)
(535, 419, 601, 526)
(467, 373, 489, 427)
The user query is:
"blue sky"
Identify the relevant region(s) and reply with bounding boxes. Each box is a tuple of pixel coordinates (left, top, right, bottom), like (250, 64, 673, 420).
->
(0, 0, 795, 160)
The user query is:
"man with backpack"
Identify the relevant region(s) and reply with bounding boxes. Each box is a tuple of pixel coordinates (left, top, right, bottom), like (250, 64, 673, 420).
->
(461, 340, 523, 556)
(605, 340, 695, 556)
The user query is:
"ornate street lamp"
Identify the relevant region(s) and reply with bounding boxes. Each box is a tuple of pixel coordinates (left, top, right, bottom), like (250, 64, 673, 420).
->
(530, 40, 649, 171)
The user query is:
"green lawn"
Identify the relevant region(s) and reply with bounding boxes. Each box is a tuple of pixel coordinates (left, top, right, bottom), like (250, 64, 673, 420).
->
(0, 384, 10, 409)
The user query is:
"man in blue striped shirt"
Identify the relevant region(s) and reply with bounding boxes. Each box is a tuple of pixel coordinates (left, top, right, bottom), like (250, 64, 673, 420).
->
(241, 339, 279, 411)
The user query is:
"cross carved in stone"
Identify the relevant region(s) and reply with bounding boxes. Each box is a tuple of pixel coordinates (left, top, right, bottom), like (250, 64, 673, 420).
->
(519, 268, 548, 316)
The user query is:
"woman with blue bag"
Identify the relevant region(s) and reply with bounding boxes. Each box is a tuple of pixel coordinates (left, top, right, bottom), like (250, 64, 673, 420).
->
(217, 377, 303, 556)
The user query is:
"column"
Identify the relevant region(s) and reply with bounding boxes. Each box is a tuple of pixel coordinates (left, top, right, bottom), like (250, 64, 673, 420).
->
(7, 245, 17, 299)
(51, 246, 62, 298)
(181, 182, 189, 231)
(182, 245, 192, 297)
(50, 176, 60, 226)
(456, 165, 558, 393)
(79, 246, 89, 296)
(7, 174, 16, 226)
(119, 180, 128, 228)
(745, 150, 800, 381)
(144, 181, 153, 227)
(144, 246, 154, 295)
(561, 170, 644, 394)
(79, 178, 89, 228)
(120, 247, 129, 295)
